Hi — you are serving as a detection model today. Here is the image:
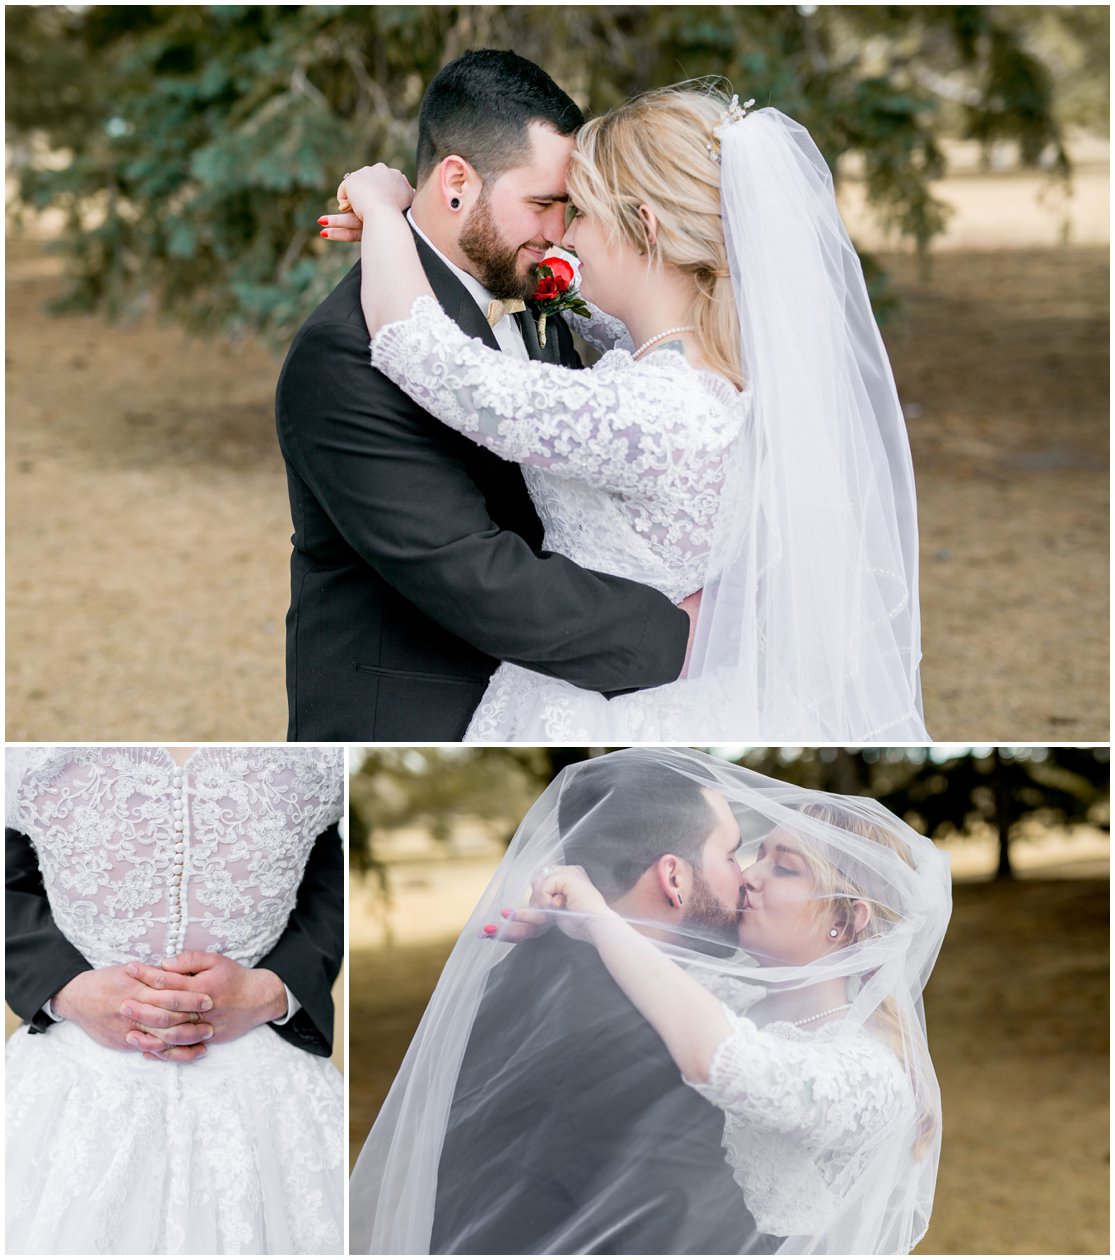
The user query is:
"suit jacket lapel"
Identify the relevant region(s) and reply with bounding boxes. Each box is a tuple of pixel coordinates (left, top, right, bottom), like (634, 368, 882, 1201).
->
(411, 226, 502, 352)
(516, 306, 561, 364)
(514, 307, 541, 360)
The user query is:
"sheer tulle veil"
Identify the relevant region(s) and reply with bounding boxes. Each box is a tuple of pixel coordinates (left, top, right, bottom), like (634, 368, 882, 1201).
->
(689, 104, 929, 741)
(349, 748, 951, 1254)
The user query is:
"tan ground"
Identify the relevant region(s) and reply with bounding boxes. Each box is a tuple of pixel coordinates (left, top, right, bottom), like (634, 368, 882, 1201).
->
(5, 151, 1109, 740)
(348, 874, 1109, 1255)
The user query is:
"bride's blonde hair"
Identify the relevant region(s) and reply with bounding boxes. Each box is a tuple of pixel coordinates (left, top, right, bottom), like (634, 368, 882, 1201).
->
(567, 83, 743, 389)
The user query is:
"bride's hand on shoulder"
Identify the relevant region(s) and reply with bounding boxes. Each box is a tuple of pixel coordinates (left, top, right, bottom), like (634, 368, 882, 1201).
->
(321, 166, 413, 241)
(339, 164, 414, 220)
(318, 210, 363, 243)
(480, 903, 551, 944)
(478, 866, 612, 944)
(534, 864, 613, 942)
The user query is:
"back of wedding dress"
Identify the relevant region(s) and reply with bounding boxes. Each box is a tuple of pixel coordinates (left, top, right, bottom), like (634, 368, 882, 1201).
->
(5, 746, 346, 1256)
(7, 746, 342, 967)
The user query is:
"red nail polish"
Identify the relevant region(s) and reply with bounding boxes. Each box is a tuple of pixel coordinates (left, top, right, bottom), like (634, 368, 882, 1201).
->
(320, 229, 328, 238)
(500, 909, 512, 918)
(482, 924, 497, 935)
(317, 217, 328, 226)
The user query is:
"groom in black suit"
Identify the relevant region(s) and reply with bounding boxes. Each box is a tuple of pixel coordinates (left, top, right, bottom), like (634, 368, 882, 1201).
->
(432, 754, 777, 1254)
(276, 50, 690, 740)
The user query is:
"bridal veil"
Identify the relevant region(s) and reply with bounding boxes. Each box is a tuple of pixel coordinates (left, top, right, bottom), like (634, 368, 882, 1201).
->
(689, 104, 929, 741)
(349, 748, 951, 1254)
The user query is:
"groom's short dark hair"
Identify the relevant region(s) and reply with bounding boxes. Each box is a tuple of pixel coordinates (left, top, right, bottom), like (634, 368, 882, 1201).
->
(557, 751, 718, 901)
(416, 49, 583, 184)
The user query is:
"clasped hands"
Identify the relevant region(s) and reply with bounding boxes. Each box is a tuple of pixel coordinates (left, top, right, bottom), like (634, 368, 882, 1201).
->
(51, 952, 288, 1064)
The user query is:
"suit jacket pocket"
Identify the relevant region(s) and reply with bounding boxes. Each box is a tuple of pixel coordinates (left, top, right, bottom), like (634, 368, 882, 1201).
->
(352, 663, 490, 741)
(353, 662, 487, 686)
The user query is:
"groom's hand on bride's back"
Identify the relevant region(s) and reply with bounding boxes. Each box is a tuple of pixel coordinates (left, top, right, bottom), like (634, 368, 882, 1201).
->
(51, 964, 215, 1060)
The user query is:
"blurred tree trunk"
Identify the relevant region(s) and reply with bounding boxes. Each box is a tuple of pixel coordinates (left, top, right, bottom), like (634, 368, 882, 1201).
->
(830, 749, 866, 796)
(544, 747, 593, 779)
(993, 747, 1015, 880)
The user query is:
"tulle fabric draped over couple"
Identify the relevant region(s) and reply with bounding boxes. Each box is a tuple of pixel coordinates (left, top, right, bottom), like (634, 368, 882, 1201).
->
(350, 748, 951, 1255)
(353, 83, 929, 742)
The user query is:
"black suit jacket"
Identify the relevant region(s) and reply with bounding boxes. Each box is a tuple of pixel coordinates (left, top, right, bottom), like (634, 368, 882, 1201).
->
(5, 822, 344, 1057)
(432, 933, 772, 1254)
(276, 231, 689, 740)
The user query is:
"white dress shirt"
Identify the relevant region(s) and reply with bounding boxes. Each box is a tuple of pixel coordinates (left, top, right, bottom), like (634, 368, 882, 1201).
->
(407, 210, 530, 361)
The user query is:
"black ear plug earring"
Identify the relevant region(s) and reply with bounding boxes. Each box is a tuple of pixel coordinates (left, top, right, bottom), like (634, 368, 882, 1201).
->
(450, 197, 461, 210)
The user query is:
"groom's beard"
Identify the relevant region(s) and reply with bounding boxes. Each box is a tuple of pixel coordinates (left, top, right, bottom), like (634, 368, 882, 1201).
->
(459, 189, 539, 301)
(682, 869, 741, 957)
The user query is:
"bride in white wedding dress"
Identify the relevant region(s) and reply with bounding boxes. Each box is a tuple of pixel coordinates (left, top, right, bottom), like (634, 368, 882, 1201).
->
(327, 85, 930, 742)
(5, 747, 345, 1256)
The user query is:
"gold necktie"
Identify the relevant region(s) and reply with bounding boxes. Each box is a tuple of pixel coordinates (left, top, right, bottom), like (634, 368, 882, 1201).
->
(486, 297, 527, 327)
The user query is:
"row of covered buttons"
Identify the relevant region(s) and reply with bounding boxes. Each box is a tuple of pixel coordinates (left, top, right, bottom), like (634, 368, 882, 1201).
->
(167, 763, 188, 955)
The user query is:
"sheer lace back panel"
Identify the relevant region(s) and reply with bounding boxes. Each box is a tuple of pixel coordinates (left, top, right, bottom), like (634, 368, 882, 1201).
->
(9, 747, 343, 969)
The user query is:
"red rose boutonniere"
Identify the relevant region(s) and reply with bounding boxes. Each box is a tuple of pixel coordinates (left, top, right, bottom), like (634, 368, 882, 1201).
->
(531, 255, 590, 347)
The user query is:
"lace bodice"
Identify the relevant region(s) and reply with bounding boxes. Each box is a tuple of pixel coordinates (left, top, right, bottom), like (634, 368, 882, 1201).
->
(688, 998, 915, 1237)
(371, 295, 748, 602)
(7, 747, 343, 970)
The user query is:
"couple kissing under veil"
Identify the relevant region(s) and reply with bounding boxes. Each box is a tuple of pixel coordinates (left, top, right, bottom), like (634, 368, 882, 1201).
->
(350, 748, 952, 1255)
(307, 55, 929, 743)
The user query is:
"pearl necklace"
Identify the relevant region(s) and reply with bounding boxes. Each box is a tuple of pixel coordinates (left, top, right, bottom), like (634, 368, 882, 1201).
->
(631, 325, 695, 360)
(792, 1003, 851, 1028)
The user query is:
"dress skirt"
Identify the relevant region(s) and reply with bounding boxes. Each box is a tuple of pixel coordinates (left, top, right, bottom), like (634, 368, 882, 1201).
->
(6, 1020, 344, 1255)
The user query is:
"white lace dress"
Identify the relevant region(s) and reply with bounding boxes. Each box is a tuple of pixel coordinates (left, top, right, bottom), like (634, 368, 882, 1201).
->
(5, 747, 345, 1256)
(370, 296, 749, 740)
(687, 982, 916, 1242)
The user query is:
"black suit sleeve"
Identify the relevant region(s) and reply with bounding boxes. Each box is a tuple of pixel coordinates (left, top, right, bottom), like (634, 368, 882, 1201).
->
(278, 317, 689, 694)
(5, 827, 91, 1032)
(257, 821, 344, 1058)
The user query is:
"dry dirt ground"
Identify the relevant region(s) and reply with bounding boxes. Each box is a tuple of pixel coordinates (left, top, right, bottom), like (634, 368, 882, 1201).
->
(349, 877, 1109, 1255)
(5, 156, 1108, 740)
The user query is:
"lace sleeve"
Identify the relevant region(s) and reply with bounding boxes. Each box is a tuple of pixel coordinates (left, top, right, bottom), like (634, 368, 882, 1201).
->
(688, 1009, 911, 1149)
(370, 295, 736, 495)
(5, 747, 53, 831)
(562, 302, 635, 353)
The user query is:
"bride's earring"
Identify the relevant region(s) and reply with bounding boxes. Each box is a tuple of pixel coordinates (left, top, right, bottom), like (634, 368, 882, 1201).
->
(828, 927, 840, 938)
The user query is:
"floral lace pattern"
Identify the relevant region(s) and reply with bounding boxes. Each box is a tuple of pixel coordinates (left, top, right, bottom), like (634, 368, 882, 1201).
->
(689, 1005, 915, 1236)
(465, 660, 743, 742)
(371, 295, 747, 606)
(7, 1023, 343, 1254)
(564, 302, 636, 354)
(8, 747, 343, 968)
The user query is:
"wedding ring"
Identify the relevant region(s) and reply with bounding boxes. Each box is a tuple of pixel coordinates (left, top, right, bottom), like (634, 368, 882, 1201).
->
(187, 1011, 200, 1024)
